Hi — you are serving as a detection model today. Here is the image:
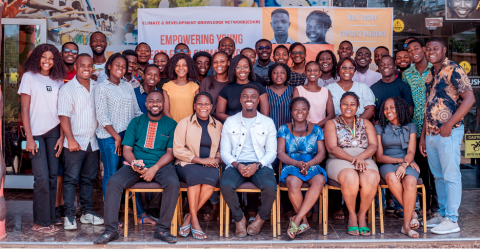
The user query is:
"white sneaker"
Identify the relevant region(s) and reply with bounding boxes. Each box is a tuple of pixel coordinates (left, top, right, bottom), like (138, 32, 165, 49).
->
(431, 217, 460, 234)
(64, 216, 77, 230)
(425, 212, 444, 228)
(80, 211, 104, 225)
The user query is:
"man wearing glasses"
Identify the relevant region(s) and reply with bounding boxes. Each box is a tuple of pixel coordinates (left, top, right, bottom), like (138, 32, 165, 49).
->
(253, 39, 274, 77)
(174, 43, 190, 56)
(62, 42, 79, 84)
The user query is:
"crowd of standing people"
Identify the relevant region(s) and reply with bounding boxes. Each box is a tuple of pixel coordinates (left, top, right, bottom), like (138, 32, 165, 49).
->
(17, 31, 474, 244)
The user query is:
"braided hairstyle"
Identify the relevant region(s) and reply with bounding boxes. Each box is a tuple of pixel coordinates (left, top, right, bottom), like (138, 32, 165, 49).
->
(210, 51, 230, 90)
(289, 97, 311, 132)
(191, 92, 217, 128)
(378, 96, 411, 134)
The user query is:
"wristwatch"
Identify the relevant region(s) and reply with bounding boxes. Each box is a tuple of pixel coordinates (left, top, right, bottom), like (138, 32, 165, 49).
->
(404, 161, 410, 167)
(256, 162, 262, 169)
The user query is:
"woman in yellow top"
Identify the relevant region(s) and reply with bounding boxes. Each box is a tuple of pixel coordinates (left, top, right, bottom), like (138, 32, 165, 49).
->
(163, 53, 200, 122)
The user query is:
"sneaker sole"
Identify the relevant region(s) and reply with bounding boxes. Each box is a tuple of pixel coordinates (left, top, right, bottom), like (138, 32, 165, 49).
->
(431, 227, 460, 234)
(64, 225, 77, 230)
(426, 223, 440, 228)
(80, 217, 104, 225)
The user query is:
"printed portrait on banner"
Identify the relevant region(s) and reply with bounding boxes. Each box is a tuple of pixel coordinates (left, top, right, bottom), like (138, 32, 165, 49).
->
(445, 0, 480, 20)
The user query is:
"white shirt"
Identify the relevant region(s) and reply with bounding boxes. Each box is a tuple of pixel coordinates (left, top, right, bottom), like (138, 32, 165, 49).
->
(326, 81, 375, 117)
(58, 76, 99, 151)
(95, 78, 143, 139)
(17, 72, 63, 136)
(304, 76, 339, 87)
(237, 116, 258, 163)
(352, 69, 382, 87)
(221, 112, 277, 169)
(270, 36, 296, 44)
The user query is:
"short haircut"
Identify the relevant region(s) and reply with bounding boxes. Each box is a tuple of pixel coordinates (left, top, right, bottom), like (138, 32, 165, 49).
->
(135, 42, 151, 51)
(89, 31, 106, 42)
(165, 53, 198, 80)
(356, 46, 371, 54)
(122, 49, 138, 58)
(289, 97, 311, 112)
(75, 53, 92, 63)
(316, 50, 337, 79)
(271, 8, 289, 17)
(306, 10, 332, 29)
(255, 39, 272, 49)
(339, 40, 353, 48)
(241, 83, 260, 95)
(305, 61, 321, 71)
(105, 53, 128, 77)
(427, 37, 445, 46)
(374, 46, 389, 54)
(241, 47, 256, 55)
(394, 49, 408, 58)
(175, 43, 190, 50)
(154, 51, 170, 60)
(146, 89, 163, 99)
(61, 42, 78, 52)
(380, 54, 394, 63)
(340, 91, 360, 107)
(289, 42, 306, 53)
(407, 39, 424, 47)
(228, 54, 256, 83)
(144, 64, 160, 74)
(218, 37, 235, 49)
(337, 57, 357, 73)
(267, 63, 291, 85)
(274, 45, 289, 55)
(193, 51, 212, 62)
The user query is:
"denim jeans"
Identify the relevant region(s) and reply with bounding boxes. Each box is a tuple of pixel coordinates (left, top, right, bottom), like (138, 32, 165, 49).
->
(426, 125, 463, 222)
(97, 131, 125, 198)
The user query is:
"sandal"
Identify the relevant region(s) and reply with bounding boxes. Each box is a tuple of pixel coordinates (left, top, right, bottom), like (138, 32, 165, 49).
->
(348, 226, 359, 236)
(139, 215, 157, 225)
(410, 212, 420, 229)
(192, 228, 206, 240)
(287, 218, 299, 239)
(179, 213, 191, 237)
(297, 223, 310, 235)
(359, 227, 371, 236)
(401, 226, 419, 238)
(333, 209, 345, 220)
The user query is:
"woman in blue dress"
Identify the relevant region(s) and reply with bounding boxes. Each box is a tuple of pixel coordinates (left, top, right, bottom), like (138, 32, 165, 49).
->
(277, 97, 326, 239)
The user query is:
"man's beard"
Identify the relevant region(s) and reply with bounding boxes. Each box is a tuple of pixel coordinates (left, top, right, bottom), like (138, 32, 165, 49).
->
(148, 109, 163, 117)
(92, 48, 106, 56)
(64, 61, 74, 66)
(398, 65, 410, 72)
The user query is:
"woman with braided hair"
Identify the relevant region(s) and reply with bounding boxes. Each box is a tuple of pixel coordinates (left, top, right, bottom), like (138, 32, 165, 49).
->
(173, 92, 223, 240)
(375, 96, 420, 238)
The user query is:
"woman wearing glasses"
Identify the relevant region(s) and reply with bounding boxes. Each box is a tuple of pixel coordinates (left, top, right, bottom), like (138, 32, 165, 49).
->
(288, 42, 307, 88)
(216, 54, 269, 122)
(163, 53, 200, 122)
(326, 57, 375, 120)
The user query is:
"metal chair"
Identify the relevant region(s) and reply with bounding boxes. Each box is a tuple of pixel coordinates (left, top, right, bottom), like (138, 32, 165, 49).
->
(124, 182, 178, 237)
(276, 162, 325, 235)
(322, 179, 376, 235)
(377, 177, 427, 233)
(224, 181, 277, 237)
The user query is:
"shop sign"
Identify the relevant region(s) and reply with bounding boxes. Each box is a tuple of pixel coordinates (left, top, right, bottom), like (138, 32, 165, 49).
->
(393, 19, 404, 32)
(465, 134, 480, 158)
(460, 61, 472, 74)
(470, 76, 480, 88)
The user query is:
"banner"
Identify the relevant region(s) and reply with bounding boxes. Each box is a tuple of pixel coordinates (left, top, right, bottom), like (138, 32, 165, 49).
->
(138, 7, 392, 62)
(445, 0, 480, 20)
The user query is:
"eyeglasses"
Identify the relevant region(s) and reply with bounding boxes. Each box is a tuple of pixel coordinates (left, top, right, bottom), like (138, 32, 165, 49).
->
(341, 66, 355, 71)
(291, 51, 304, 55)
(175, 49, 189, 54)
(63, 48, 78, 54)
(257, 46, 271, 51)
(235, 66, 250, 71)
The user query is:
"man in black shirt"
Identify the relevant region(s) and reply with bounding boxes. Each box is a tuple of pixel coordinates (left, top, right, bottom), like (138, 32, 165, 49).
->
(370, 55, 414, 120)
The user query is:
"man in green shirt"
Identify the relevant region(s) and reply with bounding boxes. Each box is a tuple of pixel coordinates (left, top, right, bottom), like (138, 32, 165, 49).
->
(94, 90, 179, 245)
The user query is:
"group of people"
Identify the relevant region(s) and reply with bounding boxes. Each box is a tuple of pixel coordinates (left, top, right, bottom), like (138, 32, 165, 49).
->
(18, 30, 475, 244)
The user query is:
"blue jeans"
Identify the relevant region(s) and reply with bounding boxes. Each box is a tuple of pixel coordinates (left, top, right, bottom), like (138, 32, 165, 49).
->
(426, 125, 463, 222)
(97, 131, 125, 198)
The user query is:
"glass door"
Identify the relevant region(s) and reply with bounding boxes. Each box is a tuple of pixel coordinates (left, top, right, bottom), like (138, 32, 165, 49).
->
(1, 18, 46, 188)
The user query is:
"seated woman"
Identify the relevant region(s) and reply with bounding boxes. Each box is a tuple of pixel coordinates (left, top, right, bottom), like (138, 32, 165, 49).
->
(375, 97, 420, 238)
(173, 92, 223, 240)
(277, 97, 326, 239)
(324, 92, 379, 236)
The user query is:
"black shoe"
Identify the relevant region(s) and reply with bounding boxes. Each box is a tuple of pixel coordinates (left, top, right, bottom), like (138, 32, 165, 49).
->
(394, 209, 405, 220)
(154, 230, 177, 243)
(93, 231, 119, 245)
(53, 207, 63, 225)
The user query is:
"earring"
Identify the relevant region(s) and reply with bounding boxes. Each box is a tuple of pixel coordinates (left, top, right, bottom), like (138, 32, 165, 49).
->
(292, 119, 294, 126)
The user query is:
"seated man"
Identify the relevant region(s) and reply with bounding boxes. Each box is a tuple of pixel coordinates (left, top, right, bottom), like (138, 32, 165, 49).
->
(94, 90, 179, 244)
(220, 84, 277, 237)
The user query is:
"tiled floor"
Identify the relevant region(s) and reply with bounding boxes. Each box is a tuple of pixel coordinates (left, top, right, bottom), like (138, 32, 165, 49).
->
(2, 188, 480, 247)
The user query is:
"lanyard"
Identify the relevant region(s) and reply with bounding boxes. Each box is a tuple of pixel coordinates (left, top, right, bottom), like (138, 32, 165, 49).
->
(341, 116, 356, 138)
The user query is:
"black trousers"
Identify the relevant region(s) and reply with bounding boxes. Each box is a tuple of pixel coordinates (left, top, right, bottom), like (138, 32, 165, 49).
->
(30, 125, 61, 227)
(220, 165, 277, 222)
(63, 143, 99, 218)
(103, 164, 179, 233)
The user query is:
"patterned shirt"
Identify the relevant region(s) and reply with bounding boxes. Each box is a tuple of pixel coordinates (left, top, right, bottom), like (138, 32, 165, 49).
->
(133, 68, 144, 82)
(288, 71, 306, 88)
(333, 116, 369, 149)
(402, 62, 432, 138)
(124, 76, 141, 88)
(424, 58, 472, 136)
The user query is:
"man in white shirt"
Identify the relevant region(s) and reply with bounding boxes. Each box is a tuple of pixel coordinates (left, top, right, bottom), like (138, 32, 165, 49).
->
(219, 84, 277, 237)
(352, 47, 382, 87)
(90, 31, 108, 83)
(58, 54, 103, 230)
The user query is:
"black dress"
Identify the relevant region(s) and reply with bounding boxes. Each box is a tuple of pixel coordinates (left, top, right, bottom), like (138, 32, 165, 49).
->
(175, 118, 220, 187)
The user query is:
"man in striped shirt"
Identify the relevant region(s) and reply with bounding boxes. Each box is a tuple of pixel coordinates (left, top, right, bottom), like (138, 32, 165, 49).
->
(58, 54, 103, 230)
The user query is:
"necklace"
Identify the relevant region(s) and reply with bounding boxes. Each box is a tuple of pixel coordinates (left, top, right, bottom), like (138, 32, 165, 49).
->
(339, 82, 352, 91)
(340, 116, 357, 146)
